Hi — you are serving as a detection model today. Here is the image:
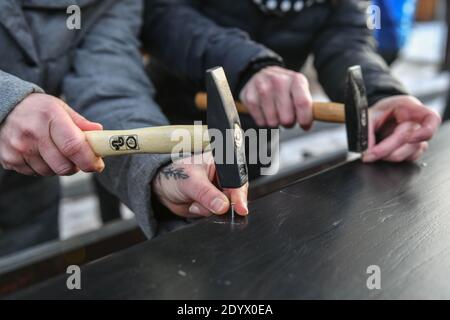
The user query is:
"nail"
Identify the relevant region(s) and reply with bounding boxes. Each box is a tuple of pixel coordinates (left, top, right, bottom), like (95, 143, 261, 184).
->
(98, 161, 105, 173)
(210, 197, 227, 214)
(189, 204, 201, 215)
(243, 202, 249, 215)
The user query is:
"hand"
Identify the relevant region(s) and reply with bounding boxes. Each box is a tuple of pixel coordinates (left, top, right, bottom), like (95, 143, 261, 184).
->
(152, 153, 249, 219)
(0, 93, 105, 176)
(363, 95, 441, 163)
(239, 66, 313, 129)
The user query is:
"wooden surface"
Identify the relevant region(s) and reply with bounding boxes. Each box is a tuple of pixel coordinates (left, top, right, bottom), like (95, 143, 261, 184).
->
(9, 123, 450, 300)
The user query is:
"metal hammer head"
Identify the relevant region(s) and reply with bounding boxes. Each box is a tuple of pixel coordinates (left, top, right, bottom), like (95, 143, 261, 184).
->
(206, 67, 248, 189)
(345, 66, 369, 153)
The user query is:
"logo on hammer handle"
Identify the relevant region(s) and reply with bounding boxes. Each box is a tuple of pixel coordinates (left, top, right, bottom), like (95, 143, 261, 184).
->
(110, 135, 140, 151)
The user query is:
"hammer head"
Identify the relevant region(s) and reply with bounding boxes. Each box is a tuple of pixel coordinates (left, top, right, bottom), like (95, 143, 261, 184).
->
(345, 66, 369, 153)
(206, 67, 248, 189)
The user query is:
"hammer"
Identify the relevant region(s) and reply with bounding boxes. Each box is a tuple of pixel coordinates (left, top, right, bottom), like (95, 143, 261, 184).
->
(84, 67, 248, 189)
(195, 65, 369, 153)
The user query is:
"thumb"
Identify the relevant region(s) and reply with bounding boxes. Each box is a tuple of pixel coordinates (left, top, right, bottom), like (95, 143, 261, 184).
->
(64, 105, 103, 131)
(184, 173, 230, 215)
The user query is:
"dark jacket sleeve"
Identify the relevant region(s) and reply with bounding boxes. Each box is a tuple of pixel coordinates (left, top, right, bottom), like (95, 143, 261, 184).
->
(313, 0, 407, 106)
(62, 0, 172, 238)
(142, 0, 283, 96)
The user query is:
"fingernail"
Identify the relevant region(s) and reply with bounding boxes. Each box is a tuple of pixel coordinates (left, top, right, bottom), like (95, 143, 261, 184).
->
(364, 153, 376, 162)
(210, 197, 227, 214)
(243, 202, 249, 215)
(98, 161, 105, 172)
(189, 204, 201, 215)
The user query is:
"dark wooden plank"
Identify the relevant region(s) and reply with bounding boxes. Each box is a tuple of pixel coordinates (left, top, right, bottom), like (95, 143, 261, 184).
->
(8, 124, 450, 300)
(248, 149, 348, 200)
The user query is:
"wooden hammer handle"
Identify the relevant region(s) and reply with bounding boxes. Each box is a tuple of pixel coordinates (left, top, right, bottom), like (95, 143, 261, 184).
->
(85, 125, 209, 157)
(195, 93, 345, 123)
(312, 102, 346, 123)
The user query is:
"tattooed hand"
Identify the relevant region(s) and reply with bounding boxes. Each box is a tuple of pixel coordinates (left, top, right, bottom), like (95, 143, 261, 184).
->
(152, 152, 249, 218)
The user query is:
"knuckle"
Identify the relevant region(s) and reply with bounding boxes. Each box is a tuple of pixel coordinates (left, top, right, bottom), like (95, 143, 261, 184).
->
(37, 103, 57, 119)
(295, 95, 312, 109)
(11, 139, 29, 155)
(17, 126, 36, 141)
(244, 92, 258, 108)
(256, 81, 272, 97)
(295, 73, 308, 85)
(196, 185, 215, 207)
(270, 74, 289, 89)
(60, 136, 84, 157)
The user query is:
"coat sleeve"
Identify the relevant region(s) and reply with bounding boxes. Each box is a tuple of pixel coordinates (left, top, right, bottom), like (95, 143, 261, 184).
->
(0, 70, 44, 124)
(62, 0, 172, 238)
(312, 0, 408, 106)
(141, 0, 283, 95)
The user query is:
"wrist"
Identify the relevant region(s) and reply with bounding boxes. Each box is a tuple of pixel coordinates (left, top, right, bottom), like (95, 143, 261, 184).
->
(368, 89, 409, 107)
(0, 74, 44, 124)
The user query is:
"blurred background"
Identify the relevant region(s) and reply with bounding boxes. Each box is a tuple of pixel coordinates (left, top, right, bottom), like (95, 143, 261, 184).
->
(1, 0, 450, 291)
